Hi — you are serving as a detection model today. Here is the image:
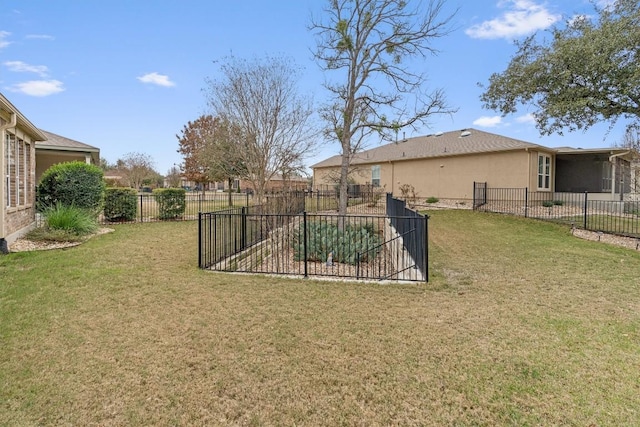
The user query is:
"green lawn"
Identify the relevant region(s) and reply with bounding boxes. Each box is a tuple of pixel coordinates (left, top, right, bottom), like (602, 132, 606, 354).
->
(1, 210, 639, 425)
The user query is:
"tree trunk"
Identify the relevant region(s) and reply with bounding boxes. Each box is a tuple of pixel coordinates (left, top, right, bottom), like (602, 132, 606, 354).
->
(227, 177, 233, 207)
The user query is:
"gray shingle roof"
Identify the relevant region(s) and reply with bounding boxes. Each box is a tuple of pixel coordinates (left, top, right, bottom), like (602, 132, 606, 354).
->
(311, 128, 553, 168)
(37, 129, 99, 152)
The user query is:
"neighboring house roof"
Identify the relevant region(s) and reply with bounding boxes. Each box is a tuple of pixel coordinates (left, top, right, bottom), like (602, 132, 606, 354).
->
(268, 173, 309, 182)
(0, 92, 47, 141)
(36, 129, 100, 163)
(37, 129, 99, 152)
(311, 128, 554, 169)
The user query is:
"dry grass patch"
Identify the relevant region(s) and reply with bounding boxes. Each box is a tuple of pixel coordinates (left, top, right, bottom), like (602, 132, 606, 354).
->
(1, 213, 639, 425)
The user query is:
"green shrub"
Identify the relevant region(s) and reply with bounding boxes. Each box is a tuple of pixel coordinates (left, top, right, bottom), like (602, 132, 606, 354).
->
(104, 187, 138, 222)
(426, 196, 439, 204)
(542, 200, 554, 208)
(36, 203, 98, 239)
(154, 188, 186, 220)
(36, 161, 105, 214)
(293, 221, 382, 265)
(553, 200, 564, 206)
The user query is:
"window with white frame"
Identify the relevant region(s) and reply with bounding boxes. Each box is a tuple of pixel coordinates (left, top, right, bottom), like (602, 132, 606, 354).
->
(537, 154, 551, 190)
(371, 165, 381, 187)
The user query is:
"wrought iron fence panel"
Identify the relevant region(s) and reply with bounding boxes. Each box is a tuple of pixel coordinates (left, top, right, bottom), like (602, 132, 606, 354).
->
(473, 186, 640, 238)
(198, 208, 428, 282)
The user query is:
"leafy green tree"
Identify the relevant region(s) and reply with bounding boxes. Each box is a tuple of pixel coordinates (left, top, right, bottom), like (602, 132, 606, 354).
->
(310, 0, 457, 215)
(481, 0, 640, 136)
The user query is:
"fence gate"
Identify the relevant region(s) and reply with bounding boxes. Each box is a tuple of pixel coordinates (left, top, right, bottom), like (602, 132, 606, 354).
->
(473, 182, 487, 209)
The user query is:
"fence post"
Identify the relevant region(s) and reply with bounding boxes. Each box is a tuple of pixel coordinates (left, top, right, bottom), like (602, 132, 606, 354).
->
(139, 194, 143, 223)
(213, 213, 217, 263)
(303, 211, 308, 278)
(583, 191, 588, 230)
(473, 182, 476, 209)
(524, 187, 529, 218)
(198, 212, 203, 269)
(241, 206, 247, 250)
(424, 215, 429, 283)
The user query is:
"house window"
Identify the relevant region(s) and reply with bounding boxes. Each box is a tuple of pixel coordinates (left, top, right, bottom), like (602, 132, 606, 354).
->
(4, 131, 31, 208)
(602, 161, 612, 192)
(537, 154, 551, 190)
(371, 165, 381, 187)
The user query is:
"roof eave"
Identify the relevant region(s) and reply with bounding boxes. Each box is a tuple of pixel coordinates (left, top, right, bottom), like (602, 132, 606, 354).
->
(0, 93, 47, 141)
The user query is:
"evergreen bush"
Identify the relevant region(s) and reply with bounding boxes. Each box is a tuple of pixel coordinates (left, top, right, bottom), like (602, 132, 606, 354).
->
(154, 188, 186, 219)
(36, 161, 105, 214)
(104, 187, 138, 222)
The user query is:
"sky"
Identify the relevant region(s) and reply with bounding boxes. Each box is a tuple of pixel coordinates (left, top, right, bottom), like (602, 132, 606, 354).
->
(0, 0, 625, 176)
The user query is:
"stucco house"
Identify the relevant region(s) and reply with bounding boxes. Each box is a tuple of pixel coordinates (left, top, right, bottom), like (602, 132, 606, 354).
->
(1, 94, 47, 252)
(311, 128, 635, 202)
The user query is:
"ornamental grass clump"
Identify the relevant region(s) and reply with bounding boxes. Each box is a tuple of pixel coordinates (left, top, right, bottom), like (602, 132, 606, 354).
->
(27, 204, 99, 242)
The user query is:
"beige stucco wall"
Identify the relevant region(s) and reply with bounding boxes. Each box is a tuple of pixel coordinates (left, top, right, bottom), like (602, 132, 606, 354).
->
(314, 150, 555, 200)
(36, 151, 93, 182)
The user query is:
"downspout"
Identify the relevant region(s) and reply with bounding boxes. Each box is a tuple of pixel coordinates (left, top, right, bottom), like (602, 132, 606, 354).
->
(0, 112, 17, 253)
(389, 160, 394, 195)
(609, 151, 630, 201)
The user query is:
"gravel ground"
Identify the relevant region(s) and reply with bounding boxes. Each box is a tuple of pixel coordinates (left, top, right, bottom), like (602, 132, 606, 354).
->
(572, 228, 640, 251)
(8, 228, 114, 253)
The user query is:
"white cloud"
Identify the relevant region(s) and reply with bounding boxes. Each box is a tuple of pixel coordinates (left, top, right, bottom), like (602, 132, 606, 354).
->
(0, 31, 11, 49)
(515, 113, 536, 124)
(25, 34, 55, 40)
(7, 80, 65, 96)
(137, 72, 175, 87)
(473, 116, 503, 127)
(4, 60, 49, 77)
(465, 0, 561, 40)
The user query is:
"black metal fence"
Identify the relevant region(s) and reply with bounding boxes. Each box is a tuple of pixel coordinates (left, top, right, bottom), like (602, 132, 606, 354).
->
(99, 189, 385, 224)
(198, 195, 428, 282)
(473, 182, 640, 237)
(386, 193, 429, 278)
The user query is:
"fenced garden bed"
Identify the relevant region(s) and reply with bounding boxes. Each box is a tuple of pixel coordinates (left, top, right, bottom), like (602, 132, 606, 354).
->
(199, 195, 427, 282)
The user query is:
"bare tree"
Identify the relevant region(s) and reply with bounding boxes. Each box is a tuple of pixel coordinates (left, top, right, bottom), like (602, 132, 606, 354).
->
(205, 56, 316, 204)
(310, 0, 457, 214)
(165, 165, 182, 188)
(117, 152, 157, 190)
